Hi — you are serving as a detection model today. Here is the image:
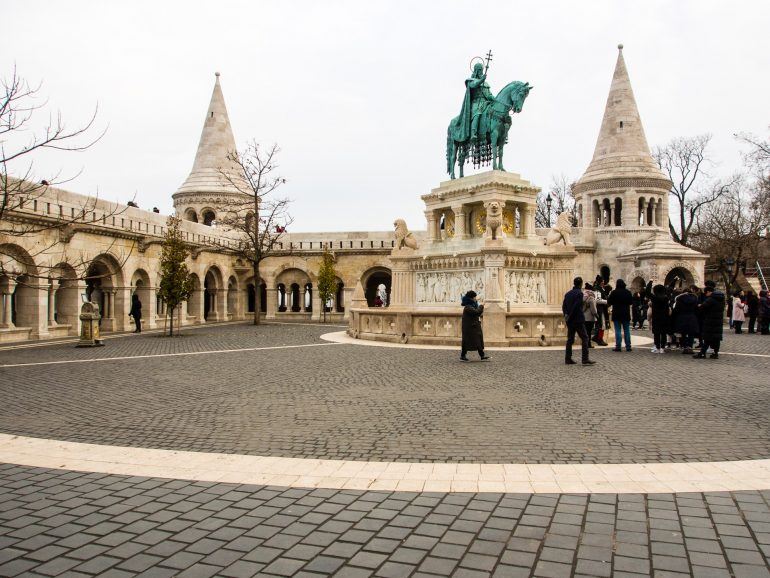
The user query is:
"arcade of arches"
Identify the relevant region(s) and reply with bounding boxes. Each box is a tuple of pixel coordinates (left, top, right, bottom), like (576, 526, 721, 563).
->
(0, 231, 395, 342)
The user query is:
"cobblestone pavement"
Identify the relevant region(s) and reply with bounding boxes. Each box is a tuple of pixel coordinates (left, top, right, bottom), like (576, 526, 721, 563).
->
(0, 323, 769, 464)
(0, 464, 769, 578)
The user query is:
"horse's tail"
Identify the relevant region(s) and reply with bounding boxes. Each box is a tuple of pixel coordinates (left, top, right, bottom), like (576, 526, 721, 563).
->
(446, 126, 453, 174)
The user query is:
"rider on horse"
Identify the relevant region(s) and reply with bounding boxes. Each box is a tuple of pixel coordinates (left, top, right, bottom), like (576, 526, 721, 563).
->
(457, 62, 495, 145)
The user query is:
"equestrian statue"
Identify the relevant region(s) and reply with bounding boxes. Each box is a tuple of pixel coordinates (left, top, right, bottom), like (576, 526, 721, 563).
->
(446, 51, 533, 179)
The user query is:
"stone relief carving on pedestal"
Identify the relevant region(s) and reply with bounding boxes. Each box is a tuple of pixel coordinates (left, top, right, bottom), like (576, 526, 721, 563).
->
(415, 271, 484, 304)
(505, 271, 547, 304)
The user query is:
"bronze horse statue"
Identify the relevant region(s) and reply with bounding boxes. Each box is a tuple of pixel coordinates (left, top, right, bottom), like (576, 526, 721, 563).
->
(446, 81, 532, 179)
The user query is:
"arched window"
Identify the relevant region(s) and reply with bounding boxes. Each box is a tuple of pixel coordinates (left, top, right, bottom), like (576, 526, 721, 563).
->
(202, 210, 216, 226)
(185, 208, 198, 223)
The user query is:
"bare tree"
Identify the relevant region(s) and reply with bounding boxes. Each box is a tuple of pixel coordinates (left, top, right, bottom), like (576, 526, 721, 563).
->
(218, 141, 292, 325)
(535, 174, 575, 228)
(691, 179, 770, 295)
(653, 134, 739, 246)
(0, 66, 126, 284)
(736, 128, 770, 171)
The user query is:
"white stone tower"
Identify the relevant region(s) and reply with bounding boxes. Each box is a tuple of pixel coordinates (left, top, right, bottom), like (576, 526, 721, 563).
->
(172, 72, 249, 226)
(573, 44, 704, 288)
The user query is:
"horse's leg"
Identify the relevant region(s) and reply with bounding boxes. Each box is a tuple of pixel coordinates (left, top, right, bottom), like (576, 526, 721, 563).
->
(458, 145, 466, 178)
(497, 133, 505, 172)
(490, 124, 499, 170)
(449, 141, 457, 179)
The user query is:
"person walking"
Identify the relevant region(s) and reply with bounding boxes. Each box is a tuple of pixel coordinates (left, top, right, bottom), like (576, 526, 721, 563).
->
(673, 287, 699, 354)
(129, 294, 142, 333)
(460, 291, 489, 362)
(648, 283, 670, 353)
(562, 277, 595, 365)
(607, 279, 633, 352)
(694, 282, 725, 359)
(582, 283, 598, 349)
(746, 290, 759, 334)
(732, 291, 746, 334)
(759, 290, 770, 335)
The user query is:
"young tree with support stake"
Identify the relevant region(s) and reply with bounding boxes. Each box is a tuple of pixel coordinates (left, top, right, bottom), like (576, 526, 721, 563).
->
(317, 245, 337, 323)
(157, 217, 194, 336)
(218, 141, 292, 325)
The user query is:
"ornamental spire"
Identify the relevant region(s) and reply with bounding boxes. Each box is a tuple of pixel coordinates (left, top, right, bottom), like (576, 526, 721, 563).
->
(175, 72, 246, 197)
(576, 44, 666, 185)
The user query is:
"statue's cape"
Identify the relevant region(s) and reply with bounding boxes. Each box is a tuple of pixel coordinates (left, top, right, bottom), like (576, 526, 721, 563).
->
(453, 79, 475, 143)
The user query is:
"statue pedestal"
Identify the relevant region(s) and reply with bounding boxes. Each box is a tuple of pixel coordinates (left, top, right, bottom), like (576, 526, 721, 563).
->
(348, 171, 578, 347)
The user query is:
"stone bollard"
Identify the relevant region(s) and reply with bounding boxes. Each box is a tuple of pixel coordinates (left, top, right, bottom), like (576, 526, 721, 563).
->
(77, 302, 104, 347)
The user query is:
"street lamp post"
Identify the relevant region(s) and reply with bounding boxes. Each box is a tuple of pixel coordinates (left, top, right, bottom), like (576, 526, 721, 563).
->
(546, 195, 552, 228)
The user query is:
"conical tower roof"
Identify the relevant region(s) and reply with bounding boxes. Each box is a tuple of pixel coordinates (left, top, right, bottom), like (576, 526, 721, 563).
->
(175, 73, 248, 197)
(575, 45, 668, 190)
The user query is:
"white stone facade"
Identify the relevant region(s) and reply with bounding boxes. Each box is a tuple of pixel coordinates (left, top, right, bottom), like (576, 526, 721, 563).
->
(0, 48, 705, 344)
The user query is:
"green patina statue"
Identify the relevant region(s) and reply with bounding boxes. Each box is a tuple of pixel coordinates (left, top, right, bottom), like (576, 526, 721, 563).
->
(447, 52, 533, 179)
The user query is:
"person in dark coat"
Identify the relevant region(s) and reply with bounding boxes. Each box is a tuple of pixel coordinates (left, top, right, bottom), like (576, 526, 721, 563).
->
(562, 277, 595, 365)
(694, 283, 725, 358)
(460, 291, 489, 362)
(647, 283, 670, 353)
(591, 276, 610, 345)
(607, 279, 633, 351)
(759, 290, 770, 335)
(746, 290, 759, 334)
(673, 287, 699, 353)
(129, 294, 142, 333)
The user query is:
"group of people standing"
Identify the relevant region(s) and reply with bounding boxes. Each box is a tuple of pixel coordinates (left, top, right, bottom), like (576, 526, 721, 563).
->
(562, 274, 768, 365)
(729, 289, 770, 335)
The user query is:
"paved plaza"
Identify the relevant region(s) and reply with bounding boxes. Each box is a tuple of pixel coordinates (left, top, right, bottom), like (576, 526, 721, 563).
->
(0, 322, 769, 577)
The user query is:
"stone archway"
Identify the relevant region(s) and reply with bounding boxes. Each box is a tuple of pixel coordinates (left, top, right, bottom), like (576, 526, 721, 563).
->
(86, 254, 125, 331)
(227, 276, 239, 320)
(131, 269, 153, 328)
(187, 273, 202, 320)
(52, 262, 80, 332)
(275, 268, 312, 315)
(0, 244, 44, 334)
(362, 267, 392, 307)
(664, 264, 696, 289)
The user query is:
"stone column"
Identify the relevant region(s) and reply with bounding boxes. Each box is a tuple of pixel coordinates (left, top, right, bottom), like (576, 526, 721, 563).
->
(425, 210, 439, 242)
(481, 250, 507, 346)
(451, 205, 467, 238)
(311, 291, 322, 321)
(145, 286, 157, 330)
(218, 288, 227, 321)
(342, 287, 355, 319)
(1, 284, 15, 329)
(650, 199, 657, 227)
(47, 280, 57, 326)
(265, 287, 277, 319)
(526, 207, 537, 237)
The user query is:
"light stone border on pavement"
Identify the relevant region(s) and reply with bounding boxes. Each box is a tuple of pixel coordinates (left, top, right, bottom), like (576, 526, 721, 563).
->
(321, 330, 654, 351)
(2, 433, 768, 495)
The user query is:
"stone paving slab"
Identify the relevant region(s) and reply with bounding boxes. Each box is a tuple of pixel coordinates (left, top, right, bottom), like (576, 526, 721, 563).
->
(2, 434, 769, 495)
(0, 324, 768, 464)
(1, 464, 769, 577)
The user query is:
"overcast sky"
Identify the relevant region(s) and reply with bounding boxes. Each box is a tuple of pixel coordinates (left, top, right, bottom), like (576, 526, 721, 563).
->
(3, 1, 768, 232)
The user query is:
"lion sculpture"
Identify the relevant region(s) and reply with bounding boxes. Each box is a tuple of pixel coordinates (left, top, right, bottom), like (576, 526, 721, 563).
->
(486, 201, 503, 240)
(394, 219, 419, 250)
(544, 211, 573, 246)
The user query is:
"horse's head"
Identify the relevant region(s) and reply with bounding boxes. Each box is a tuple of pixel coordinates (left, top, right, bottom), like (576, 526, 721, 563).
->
(510, 81, 533, 113)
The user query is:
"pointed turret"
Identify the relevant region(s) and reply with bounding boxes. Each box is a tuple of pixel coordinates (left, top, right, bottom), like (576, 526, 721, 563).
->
(175, 73, 246, 196)
(575, 44, 667, 187)
(173, 73, 249, 223)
